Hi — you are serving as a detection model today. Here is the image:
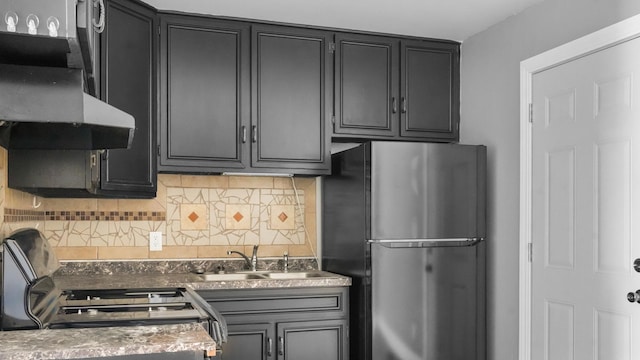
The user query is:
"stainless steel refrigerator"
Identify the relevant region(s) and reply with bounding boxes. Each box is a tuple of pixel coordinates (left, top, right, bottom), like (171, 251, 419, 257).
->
(322, 141, 486, 360)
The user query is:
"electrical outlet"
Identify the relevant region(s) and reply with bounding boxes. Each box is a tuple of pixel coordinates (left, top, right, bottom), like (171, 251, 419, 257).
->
(149, 231, 162, 251)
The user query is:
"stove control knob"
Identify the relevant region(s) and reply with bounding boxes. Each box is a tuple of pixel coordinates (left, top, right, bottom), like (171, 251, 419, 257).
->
(46, 16, 59, 37)
(26, 14, 39, 35)
(4, 12, 17, 33)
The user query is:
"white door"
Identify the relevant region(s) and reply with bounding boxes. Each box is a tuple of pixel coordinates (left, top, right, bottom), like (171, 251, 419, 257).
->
(531, 36, 640, 359)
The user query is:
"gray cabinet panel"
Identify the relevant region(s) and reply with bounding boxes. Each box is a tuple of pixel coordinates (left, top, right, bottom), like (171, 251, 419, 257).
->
(333, 35, 459, 142)
(279, 320, 348, 360)
(159, 19, 330, 174)
(159, 15, 249, 171)
(100, 0, 157, 196)
(251, 26, 331, 173)
(222, 323, 271, 360)
(400, 40, 459, 140)
(334, 34, 398, 137)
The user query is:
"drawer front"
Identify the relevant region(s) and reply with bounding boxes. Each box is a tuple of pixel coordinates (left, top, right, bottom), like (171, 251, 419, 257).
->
(198, 287, 348, 316)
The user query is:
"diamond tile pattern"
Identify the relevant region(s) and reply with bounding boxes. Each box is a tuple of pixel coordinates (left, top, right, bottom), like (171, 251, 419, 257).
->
(180, 204, 208, 230)
(226, 204, 251, 230)
(270, 205, 296, 230)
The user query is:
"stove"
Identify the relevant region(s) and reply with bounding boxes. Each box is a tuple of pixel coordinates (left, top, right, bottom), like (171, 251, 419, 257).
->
(0, 228, 227, 350)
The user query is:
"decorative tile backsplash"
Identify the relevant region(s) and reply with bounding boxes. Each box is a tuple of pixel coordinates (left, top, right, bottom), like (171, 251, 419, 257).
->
(0, 148, 318, 261)
(166, 187, 306, 247)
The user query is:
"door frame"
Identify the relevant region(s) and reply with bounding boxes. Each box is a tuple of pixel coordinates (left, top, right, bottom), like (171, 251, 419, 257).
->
(518, 13, 640, 360)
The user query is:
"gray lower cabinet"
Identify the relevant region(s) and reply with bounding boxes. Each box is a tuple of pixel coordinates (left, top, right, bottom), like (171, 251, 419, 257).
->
(77, 352, 203, 360)
(277, 319, 347, 360)
(198, 287, 349, 360)
(223, 323, 272, 359)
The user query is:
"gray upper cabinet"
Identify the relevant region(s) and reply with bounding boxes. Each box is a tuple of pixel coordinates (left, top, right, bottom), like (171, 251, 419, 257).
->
(159, 15, 250, 172)
(251, 26, 332, 174)
(400, 40, 459, 141)
(100, 0, 157, 196)
(333, 33, 398, 137)
(334, 35, 459, 142)
(158, 18, 331, 175)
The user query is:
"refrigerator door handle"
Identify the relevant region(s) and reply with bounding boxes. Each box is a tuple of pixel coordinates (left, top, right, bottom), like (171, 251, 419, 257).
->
(367, 238, 483, 248)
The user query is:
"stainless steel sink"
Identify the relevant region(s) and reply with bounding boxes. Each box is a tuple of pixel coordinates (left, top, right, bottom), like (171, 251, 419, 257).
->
(198, 273, 267, 281)
(196, 270, 335, 281)
(263, 271, 328, 279)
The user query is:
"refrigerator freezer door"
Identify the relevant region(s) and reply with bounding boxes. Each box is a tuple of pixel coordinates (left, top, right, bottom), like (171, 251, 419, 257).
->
(370, 241, 485, 360)
(370, 142, 486, 240)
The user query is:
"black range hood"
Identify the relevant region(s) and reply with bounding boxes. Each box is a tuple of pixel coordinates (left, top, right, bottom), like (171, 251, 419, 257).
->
(0, 63, 134, 150)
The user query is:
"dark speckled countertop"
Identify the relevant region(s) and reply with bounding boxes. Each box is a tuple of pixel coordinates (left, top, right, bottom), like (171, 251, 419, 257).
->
(53, 270, 351, 291)
(0, 323, 216, 360)
(0, 261, 351, 360)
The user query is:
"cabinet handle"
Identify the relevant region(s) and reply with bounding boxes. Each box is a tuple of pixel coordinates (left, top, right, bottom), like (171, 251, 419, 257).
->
(401, 97, 407, 114)
(241, 126, 247, 143)
(278, 336, 284, 356)
(267, 337, 273, 357)
(392, 97, 397, 114)
(252, 125, 257, 143)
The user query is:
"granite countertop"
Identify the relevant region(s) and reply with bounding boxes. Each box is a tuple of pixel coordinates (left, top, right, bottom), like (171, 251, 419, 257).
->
(53, 270, 352, 291)
(2, 263, 351, 360)
(0, 323, 216, 360)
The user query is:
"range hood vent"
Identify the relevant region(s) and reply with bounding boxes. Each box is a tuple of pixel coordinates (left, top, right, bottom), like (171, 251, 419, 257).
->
(0, 64, 134, 150)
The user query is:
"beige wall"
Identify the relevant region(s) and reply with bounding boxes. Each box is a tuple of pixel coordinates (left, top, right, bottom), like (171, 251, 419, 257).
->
(460, 1, 640, 359)
(0, 148, 318, 261)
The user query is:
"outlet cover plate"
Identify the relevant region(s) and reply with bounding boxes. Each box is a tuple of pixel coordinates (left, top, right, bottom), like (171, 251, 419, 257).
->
(149, 231, 162, 251)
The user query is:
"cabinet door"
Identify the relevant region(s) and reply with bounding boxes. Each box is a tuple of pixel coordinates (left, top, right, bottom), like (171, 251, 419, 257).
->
(251, 26, 332, 174)
(334, 33, 398, 137)
(99, 0, 157, 196)
(159, 15, 250, 172)
(400, 40, 459, 141)
(221, 323, 273, 360)
(277, 320, 348, 360)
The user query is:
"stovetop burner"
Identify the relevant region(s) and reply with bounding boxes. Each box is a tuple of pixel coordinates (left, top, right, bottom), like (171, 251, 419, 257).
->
(0, 229, 227, 348)
(49, 287, 213, 329)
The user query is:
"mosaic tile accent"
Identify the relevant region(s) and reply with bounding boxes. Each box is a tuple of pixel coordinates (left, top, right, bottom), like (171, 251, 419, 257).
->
(3, 209, 166, 223)
(167, 188, 210, 246)
(4, 208, 46, 222)
(209, 189, 260, 246)
(259, 189, 305, 245)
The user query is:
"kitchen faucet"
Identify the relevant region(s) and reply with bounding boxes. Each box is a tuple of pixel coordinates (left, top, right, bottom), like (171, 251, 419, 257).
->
(227, 245, 259, 271)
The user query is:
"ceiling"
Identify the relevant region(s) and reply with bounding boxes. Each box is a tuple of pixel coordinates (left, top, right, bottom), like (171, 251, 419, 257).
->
(142, 0, 543, 42)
